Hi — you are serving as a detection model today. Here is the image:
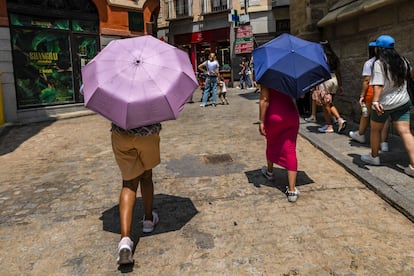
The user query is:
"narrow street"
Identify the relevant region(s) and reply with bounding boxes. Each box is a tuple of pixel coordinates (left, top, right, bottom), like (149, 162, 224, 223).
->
(1, 88, 414, 275)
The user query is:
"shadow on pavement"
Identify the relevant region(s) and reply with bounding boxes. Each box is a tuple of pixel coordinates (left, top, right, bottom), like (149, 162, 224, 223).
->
(349, 152, 410, 173)
(100, 193, 198, 236)
(244, 168, 314, 193)
(0, 120, 55, 156)
(238, 91, 260, 101)
(102, 194, 198, 272)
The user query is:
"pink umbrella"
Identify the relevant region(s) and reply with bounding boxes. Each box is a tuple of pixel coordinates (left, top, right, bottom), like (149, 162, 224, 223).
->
(81, 35, 198, 130)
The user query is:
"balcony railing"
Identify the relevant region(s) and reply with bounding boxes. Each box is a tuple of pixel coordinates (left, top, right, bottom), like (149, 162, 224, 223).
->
(202, 0, 230, 14)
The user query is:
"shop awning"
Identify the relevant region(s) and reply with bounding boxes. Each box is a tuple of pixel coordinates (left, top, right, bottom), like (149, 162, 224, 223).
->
(174, 28, 230, 45)
(317, 0, 404, 27)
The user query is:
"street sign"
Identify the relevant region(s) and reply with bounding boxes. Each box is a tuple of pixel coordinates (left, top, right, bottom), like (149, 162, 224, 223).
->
(235, 42, 254, 54)
(235, 25, 254, 54)
(235, 37, 253, 43)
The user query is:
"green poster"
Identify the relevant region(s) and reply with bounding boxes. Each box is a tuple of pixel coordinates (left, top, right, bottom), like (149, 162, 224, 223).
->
(11, 28, 74, 108)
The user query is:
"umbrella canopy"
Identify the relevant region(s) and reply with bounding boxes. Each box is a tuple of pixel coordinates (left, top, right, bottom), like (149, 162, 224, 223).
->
(252, 33, 331, 98)
(81, 35, 198, 130)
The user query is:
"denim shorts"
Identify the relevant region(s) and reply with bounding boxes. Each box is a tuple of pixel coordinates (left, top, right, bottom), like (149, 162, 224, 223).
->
(371, 101, 412, 123)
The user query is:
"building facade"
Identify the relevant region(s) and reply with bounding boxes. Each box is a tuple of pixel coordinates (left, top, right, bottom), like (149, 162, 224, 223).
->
(0, 0, 159, 125)
(290, 0, 414, 124)
(157, 0, 290, 86)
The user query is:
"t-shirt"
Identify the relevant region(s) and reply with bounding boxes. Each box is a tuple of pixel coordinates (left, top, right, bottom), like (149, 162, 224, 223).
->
(362, 57, 375, 76)
(370, 59, 410, 110)
(203, 60, 220, 76)
(220, 80, 227, 92)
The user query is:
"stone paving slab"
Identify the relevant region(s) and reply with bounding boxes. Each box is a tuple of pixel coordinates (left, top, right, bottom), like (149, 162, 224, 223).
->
(299, 110, 414, 222)
(0, 88, 414, 275)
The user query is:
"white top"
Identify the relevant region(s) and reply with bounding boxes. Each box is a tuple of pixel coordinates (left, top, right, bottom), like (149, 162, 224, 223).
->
(202, 60, 220, 76)
(220, 80, 227, 92)
(370, 59, 410, 110)
(362, 57, 375, 77)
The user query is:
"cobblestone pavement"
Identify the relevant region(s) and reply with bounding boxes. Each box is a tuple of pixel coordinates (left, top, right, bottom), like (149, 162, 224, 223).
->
(1, 88, 414, 275)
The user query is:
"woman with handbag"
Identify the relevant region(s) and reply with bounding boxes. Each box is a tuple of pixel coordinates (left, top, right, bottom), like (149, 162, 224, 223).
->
(360, 35, 414, 178)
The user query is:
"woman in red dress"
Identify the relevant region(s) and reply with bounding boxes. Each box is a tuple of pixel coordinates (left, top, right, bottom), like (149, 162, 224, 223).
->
(259, 86, 300, 202)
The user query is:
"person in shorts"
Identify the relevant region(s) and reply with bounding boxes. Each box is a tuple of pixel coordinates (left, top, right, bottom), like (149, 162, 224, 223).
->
(316, 41, 347, 133)
(361, 35, 414, 178)
(112, 122, 161, 265)
(349, 42, 390, 151)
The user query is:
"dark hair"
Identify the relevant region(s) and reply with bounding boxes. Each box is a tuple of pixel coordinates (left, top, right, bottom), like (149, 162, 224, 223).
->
(368, 46, 376, 59)
(376, 48, 405, 87)
(321, 41, 340, 72)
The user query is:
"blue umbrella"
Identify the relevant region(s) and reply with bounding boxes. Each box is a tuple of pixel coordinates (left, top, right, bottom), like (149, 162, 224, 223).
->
(252, 33, 331, 98)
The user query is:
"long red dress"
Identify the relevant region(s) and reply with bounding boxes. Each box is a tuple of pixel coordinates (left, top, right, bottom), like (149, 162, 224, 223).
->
(264, 89, 299, 171)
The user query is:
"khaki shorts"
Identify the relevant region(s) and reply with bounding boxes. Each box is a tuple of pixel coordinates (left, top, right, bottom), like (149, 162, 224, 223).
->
(320, 73, 338, 94)
(111, 130, 160, 181)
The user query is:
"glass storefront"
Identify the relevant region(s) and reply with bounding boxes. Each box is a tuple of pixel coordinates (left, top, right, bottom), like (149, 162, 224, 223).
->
(174, 28, 231, 85)
(9, 13, 99, 109)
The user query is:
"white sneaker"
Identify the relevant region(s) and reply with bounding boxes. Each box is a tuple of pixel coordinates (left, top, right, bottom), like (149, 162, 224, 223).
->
(381, 142, 389, 152)
(286, 187, 300, 202)
(261, 166, 274, 180)
(337, 118, 347, 133)
(349, 130, 366, 143)
(117, 237, 134, 265)
(143, 211, 159, 233)
(361, 154, 380, 165)
(404, 165, 414, 177)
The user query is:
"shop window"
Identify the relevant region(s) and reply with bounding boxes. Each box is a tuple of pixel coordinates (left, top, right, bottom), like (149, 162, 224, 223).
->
(72, 20, 99, 34)
(10, 13, 69, 30)
(276, 19, 290, 34)
(11, 28, 74, 108)
(128, 11, 144, 32)
(9, 12, 99, 109)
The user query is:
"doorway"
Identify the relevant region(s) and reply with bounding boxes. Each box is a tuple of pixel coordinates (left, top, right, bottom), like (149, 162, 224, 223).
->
(71, 34, 100, 102)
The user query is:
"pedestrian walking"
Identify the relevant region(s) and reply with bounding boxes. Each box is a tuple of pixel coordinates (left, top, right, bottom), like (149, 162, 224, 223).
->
(218, 75, 229, 105)
(259, 86, 300, 202)
(303, 88, 318, 123)
(360, 35, 414, 178)
(349, 42, 390, 151)
(112, 123, 161, 265)
(249, 56, 259, 92)
(237, 57, 253, 90)
(314, 41, 347, 133)
(198, 53, 220, 107)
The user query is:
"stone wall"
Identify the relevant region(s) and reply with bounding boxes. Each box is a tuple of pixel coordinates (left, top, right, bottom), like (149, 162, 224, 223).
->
(320, 0, 414, 126)
(290, 0, 414, 132)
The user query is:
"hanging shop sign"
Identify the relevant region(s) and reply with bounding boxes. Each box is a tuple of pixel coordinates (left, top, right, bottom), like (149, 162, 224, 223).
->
(235, 25, 253, 54)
